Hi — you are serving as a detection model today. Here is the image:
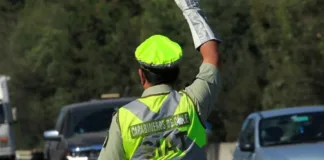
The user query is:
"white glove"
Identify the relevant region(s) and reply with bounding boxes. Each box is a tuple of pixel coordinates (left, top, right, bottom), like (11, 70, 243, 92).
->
(175, 0, 221, 50)
(175, 0, 200, 11)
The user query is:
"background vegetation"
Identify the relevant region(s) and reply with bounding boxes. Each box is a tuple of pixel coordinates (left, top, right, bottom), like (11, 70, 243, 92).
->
(0, 0, 323, 149)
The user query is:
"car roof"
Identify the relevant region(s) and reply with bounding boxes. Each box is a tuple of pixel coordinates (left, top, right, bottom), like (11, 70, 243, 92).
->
(60, 97, 137, 113)
(258, 105, 324, 118)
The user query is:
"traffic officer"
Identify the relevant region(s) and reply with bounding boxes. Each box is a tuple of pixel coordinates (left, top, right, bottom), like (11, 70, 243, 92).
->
(99, 0, 222, 159)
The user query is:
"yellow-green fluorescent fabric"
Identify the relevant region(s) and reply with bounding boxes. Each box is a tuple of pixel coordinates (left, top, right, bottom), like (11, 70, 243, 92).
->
(118, 90, 206, 160)
(135, 35, 183, 68)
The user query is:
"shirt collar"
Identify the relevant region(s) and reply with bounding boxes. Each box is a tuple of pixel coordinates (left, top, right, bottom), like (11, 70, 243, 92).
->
(141, 84, 173, 97)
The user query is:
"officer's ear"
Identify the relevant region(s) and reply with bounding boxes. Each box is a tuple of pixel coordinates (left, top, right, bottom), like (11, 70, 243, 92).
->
(138, 68, 146, 86)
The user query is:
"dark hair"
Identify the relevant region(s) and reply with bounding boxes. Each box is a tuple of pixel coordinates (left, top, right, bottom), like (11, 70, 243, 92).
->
(141, 65, 180, 85)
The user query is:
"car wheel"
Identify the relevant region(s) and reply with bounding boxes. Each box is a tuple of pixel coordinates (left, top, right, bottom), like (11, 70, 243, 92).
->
(10, 155, 16, 160)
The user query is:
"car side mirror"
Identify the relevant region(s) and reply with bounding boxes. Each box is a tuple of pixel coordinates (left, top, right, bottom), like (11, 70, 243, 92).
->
(239, 142, 255, 152)
(43, 130, 62, 141)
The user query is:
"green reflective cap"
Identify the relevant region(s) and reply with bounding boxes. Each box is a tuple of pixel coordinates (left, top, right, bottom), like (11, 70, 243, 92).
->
(135, 35, 182, 68)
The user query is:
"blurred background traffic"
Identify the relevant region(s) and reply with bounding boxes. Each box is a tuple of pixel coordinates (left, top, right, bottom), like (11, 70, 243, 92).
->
(0, 0, 324, 159)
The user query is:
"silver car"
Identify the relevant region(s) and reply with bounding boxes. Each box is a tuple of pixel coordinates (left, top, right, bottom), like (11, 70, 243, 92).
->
(233, 106, 324, 160)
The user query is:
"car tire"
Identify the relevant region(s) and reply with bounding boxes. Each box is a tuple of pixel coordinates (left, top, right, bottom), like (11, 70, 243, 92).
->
(10, 155, 16, 160)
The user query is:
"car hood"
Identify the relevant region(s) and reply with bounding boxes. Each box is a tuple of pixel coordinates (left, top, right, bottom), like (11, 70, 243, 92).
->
(67, 131, 107, 148)
(259, 141, 324, 160)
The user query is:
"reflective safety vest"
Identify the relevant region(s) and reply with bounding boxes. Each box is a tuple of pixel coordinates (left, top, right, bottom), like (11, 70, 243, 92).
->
(118, 90, 207, 160)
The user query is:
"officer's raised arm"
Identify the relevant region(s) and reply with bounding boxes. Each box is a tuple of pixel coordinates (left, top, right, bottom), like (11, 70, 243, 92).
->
(175, 0, 221, 67)
(176, 0, 222, 122)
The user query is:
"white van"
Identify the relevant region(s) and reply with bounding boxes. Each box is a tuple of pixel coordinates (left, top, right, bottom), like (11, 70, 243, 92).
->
(0, 76, 16, 160)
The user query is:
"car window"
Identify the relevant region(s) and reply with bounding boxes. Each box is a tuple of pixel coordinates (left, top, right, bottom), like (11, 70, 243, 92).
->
(240, 118, 255, 145)
(55, 110, 66, 131)
(259, 111, 324, 147)
(66, 108, 115, 138)
(241, 118, 252, 132)
(59, 112, 69, 134)
(246, 121, 255, 145)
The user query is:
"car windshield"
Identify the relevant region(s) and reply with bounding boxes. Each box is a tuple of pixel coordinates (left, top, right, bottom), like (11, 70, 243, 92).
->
(259, 111, 324, 147)
(71, 108, 115, 137)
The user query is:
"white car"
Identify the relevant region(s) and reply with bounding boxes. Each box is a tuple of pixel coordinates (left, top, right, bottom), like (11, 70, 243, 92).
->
(233, 106, 324, 160)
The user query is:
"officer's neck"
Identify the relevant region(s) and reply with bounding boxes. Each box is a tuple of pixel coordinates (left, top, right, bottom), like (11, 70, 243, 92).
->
(143, 83, 151, 90)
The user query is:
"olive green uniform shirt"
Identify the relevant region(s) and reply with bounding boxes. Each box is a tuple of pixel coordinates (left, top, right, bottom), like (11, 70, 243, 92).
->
(98, 63, 220, 160)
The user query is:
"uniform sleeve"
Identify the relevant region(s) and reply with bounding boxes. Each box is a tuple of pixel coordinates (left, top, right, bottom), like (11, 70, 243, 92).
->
(184, 63, 221, 123)
(98, 113, 125, 160)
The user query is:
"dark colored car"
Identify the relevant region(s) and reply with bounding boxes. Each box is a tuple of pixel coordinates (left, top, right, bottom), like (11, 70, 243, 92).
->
(43, 97, 135, 160)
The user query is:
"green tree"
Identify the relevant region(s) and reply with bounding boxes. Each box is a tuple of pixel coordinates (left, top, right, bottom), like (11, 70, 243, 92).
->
(251, 0, 324, 109)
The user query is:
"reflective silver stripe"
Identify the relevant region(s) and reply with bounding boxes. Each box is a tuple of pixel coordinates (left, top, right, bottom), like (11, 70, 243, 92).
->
(152, 91, 181, 120)
(123, 100, 155, 121)
(123, 91, 182, 121)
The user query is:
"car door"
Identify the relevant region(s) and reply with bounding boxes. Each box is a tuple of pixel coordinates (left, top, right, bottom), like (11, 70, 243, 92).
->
(233, 117, 256, 160)
(49, 111, 69, 160)
(46, 110, 64, 159)
(240, 118, 256, 160)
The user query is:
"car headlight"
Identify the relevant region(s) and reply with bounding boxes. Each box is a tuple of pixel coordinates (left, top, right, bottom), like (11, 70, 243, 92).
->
(66, 156, 88, 160)
(66, 151, 88, 160)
